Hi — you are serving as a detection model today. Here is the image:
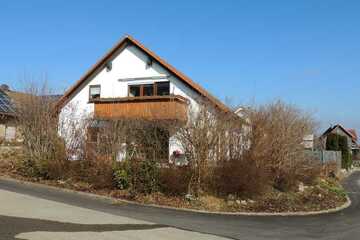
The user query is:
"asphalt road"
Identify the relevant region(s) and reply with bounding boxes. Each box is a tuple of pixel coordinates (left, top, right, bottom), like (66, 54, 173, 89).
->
(0, 171, 360, 240)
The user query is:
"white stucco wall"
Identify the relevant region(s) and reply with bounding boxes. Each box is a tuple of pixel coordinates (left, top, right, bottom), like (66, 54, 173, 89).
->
(59, 44, 204, 159)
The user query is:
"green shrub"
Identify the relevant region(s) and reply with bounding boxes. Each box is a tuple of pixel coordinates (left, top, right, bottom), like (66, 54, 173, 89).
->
(319, 179, 347, 198)
(326, 133, 352, 170)
(128, 158, 159, 194)
(341, 150, 352, 170)
(112, 158, 160, 194)
(326, 133, 339, 150)
(16, 158, 42, 178)
(113, 168, 130, 190)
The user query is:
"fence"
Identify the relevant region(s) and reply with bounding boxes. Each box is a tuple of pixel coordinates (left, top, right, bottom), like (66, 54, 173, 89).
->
(305, 150, 342, 169)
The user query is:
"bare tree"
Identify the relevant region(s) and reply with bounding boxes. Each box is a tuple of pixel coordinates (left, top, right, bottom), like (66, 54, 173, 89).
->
(15, 83, 67, 179)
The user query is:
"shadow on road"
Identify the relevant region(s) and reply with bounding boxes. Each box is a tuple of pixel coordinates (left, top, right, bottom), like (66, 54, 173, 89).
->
(0, 215, 167, 240)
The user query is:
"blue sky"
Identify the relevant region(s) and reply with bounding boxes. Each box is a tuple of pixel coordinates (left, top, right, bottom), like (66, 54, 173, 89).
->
(0, 0, 359, 134)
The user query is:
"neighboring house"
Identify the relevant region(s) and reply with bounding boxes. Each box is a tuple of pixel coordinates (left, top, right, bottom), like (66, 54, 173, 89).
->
(0, 84, 62, 144)
(348, 129, 360, 159)
(0, 84, 36, 143)
(56, 35, 231, 160)
(0, 87, 18, 142)
(321, 124, 360, 156)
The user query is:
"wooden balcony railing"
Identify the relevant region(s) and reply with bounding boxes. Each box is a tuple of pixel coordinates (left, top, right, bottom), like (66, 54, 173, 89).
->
(92, 95, 189, 122)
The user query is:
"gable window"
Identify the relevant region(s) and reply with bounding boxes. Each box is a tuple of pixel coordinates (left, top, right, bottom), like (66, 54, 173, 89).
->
(89, 85, 101, 100)
(128, 81, 170, 97)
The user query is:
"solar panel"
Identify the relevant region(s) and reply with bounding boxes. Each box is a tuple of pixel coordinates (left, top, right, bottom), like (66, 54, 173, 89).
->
(0, 90, 16, 115)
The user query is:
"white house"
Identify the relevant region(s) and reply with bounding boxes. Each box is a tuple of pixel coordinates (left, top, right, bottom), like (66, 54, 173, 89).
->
(56, 35, 230, 160)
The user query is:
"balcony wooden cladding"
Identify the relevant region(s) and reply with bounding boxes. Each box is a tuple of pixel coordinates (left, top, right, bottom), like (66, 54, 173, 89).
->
(92, 95, 188, 122)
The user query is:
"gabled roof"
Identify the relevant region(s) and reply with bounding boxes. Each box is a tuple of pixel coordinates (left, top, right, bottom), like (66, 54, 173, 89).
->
(0, 89, 16, 116)
(347, 129, 358, 142)
(56, 35, 230, 113)
(5, 90, 33, 106)
(322, 124, 357, 142)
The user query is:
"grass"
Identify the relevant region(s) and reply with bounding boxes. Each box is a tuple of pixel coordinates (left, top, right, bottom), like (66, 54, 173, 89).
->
(319, 179, 347, 199)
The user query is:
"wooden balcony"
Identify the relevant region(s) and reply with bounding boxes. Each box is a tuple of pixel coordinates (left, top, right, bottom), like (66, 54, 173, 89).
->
(92, 95, 189, 122)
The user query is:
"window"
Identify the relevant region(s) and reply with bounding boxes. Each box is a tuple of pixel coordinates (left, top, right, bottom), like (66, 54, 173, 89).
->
(143, 84, 154, 96)
(5, 126, 16, 141)
(157, 82, 170, 96)
(128, 81, 170, 97)
(129, 85, 141, 97)
(89, 85, 101, 100)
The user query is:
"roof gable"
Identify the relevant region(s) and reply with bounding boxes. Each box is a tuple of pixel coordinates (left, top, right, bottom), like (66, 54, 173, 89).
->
(322, 124, 356, 141)
(56, 35, 230, 113)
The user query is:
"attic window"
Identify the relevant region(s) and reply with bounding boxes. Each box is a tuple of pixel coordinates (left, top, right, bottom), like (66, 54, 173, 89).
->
(105, 62, 112, 72)
(89, 85, 101, 100)
(146, 58, 153, 68)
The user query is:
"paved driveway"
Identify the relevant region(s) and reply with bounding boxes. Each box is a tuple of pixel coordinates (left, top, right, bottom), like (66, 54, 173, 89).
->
(0, 171, 360, 240)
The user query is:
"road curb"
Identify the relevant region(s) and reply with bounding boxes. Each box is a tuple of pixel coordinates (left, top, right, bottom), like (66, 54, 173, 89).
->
(0, 175, 352, 217)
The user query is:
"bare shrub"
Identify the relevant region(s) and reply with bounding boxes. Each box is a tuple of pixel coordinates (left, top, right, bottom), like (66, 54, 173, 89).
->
(211, 157, 268, 197)
(174, 103, 248, 196)
(86, 119, 170, 162)
(320, 161, 338, 179)
(174, 106, 222, 196)
(159, 166, 191, 196)
(248, 100, 318, 191)
(15, 83, 68, 179)
(69, 157, 115, 189)
(174, 100, 318, 196)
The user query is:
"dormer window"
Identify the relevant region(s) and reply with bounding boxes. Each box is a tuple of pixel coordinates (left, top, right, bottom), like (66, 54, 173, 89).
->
(89, 85, 101, 100)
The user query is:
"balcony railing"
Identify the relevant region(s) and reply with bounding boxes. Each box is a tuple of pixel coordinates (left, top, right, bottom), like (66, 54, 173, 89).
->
(91, 95, 189, 122)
